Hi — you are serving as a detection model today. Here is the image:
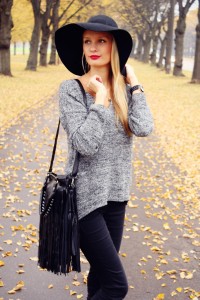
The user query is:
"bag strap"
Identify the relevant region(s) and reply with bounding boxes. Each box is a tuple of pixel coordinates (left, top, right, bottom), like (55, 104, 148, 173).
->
(48, 79, 87, 176)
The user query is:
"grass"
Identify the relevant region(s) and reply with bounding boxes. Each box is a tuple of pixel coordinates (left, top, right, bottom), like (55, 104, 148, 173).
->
(130, 59, 200, 188)
(0, 55, 199, 188)
(0, 55, 72, 132)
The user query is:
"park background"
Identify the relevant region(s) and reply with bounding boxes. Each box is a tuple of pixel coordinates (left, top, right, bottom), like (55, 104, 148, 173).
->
(0, 0, 200, 300)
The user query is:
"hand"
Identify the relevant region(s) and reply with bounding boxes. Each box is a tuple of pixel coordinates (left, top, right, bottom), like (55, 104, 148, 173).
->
(125, 64, 139, 86)
(87, 75, 107, 106)
(87, 75, 107, 95)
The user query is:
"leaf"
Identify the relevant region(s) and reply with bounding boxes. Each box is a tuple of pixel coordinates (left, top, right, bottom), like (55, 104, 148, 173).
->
(160, 259, 168, 265)
(0, 261, 5, 267)
(2, 251, 12, 257)
(185, 272, 194, 279)
(163, 223, 170, 230)
(14, 281, 25, 291)
(64, 285, 70, 290)
(72, 281, 80, 286)
(16, 269, 25, 274)
(0, 280, 4, 287)
(8, 280, 25, 294)
(70, 290, 77, 295)
(154, 293, 165, 300)
(8, 289, 16, 294)
(151, 246, 161, 252)
(29, 257, 38, 261)
(166, 270, 177, 275)
(3, 239, 12, 245)
(121, 253, 127, 257)
(155, 272, 165, 280)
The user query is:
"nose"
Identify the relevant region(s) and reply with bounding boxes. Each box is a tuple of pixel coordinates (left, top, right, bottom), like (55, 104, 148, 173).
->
(89, 42, 97, 52)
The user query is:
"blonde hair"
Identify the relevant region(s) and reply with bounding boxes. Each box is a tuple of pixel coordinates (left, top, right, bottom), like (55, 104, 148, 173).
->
(111, 39, 132, 137)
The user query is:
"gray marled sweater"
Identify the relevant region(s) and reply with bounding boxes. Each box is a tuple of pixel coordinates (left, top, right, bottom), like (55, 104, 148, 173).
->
(59, 79, 154, 220)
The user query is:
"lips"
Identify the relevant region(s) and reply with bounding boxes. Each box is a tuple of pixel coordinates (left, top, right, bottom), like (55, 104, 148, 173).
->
(89, 55, 101, 60)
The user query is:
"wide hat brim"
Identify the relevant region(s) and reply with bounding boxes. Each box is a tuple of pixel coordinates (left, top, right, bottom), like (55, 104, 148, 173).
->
(55, 22, 133, 75)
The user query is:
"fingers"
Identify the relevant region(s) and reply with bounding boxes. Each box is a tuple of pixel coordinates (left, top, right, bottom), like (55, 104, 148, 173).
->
(87, 75, 105, 94)
(125, 64, 135, 77)
(125, 64, 139, 85)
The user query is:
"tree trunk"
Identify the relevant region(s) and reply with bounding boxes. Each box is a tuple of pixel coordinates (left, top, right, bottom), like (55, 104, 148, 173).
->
(39, 27, 50, 66)
(142, 37, 151, 63)
(49, 0, 60, 65)
(0, 0, 13, 76)
(39, 0, 53, 66)
(135, 38, 143, 60)
(14, 41, 16, 55)
(26, 0, 41, 71)
(173, 17, 186, 76)
(150, 35, 159, 65)
(49, 31, 56, 64)
(191, 0, 200, 83)
(165, 0, 175, 74)
(23, 41, 26, 55)
(157, 36, 166, 68)
(173, 0, 196, 76)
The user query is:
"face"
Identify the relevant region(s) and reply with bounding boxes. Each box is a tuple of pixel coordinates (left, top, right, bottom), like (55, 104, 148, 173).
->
(83, 30, 113, 69)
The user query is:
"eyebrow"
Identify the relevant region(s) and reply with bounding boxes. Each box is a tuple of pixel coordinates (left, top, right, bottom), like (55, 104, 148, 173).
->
(83, 35, 109, 39)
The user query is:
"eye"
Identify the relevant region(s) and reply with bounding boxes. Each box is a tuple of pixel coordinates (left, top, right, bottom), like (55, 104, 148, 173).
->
(99, 39, 106, 43)
(83, 39, 91, 44)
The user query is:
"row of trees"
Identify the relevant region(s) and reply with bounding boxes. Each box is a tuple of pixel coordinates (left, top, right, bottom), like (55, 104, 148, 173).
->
(116, 0, 199, 82)
(0, 0, 200, 83)
(0, 0, 101, 75)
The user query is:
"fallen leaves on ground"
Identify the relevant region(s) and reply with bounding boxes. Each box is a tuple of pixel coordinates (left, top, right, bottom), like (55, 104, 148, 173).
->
(7, 280, 25, 294)
(0, 57, 199, 300)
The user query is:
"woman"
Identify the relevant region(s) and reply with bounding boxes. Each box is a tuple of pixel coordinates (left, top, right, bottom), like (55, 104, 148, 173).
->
(55, 15, 153, 300)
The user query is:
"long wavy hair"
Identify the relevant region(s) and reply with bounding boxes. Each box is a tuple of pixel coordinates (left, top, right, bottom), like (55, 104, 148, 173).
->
(110, 39, 132, 137)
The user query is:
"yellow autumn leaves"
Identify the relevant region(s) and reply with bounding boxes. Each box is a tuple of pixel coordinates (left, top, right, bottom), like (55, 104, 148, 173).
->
(132, 59, 200, 191)
(0, 55, 70, 135)
(0, 54, 199, 299)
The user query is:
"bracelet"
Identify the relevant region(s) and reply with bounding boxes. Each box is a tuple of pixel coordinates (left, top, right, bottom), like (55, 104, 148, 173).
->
(130, 84, 144, 95)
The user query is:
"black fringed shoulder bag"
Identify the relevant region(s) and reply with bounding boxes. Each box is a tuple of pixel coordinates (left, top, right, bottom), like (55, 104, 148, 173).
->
(38, 79, 86, 275)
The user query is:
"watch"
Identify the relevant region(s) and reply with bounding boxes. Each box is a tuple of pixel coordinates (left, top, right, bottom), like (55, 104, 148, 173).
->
(130, 85, 144, 94)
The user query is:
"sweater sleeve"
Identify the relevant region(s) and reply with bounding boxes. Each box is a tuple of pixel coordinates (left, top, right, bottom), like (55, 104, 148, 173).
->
(127, 87, 154, 137)
(59, 80, 106, 156)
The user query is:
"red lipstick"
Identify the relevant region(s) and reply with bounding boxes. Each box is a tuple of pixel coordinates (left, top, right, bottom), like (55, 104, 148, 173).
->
(90, 55, 100, 60)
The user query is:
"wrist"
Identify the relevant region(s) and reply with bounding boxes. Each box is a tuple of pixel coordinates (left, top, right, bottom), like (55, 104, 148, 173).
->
(129, 76, 139, 86)
(95, 89, 107, 105)
(130, 84, 144, 94)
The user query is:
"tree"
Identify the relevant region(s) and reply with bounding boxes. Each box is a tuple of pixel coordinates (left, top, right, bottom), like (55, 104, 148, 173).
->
(165, 0, 175, 73)
(157, 34, 167, 68)
(26, 0, 42, 71)
(150, 10, 168, 66)
(120, 0, 170, 64)
(49, 0, 60, 64)
(173, 0, 196, 76)
(191, 0, 200, 83)
(39, 0, 53, 66)
(0, 0, 13, 76)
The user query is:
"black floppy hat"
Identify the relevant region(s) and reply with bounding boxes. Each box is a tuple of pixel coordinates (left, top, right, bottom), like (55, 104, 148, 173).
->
(55, 15, 133, 75)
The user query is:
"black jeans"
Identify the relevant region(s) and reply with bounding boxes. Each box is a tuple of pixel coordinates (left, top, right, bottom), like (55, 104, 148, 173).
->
(79, 201, 128, 300)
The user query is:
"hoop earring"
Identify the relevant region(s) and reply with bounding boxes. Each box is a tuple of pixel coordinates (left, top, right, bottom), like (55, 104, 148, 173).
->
(82, 53, 89, 74)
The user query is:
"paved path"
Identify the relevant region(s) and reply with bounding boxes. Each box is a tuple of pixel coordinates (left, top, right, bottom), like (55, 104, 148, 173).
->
(0, 94, 199, 300)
